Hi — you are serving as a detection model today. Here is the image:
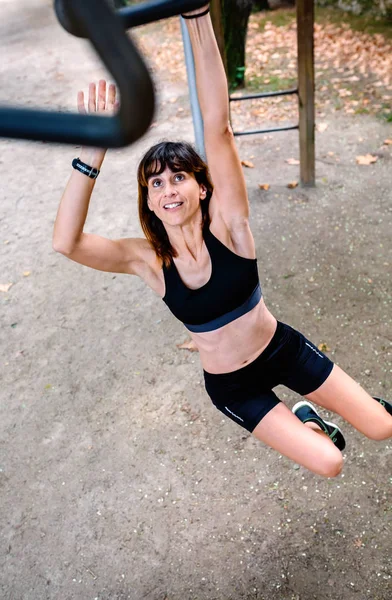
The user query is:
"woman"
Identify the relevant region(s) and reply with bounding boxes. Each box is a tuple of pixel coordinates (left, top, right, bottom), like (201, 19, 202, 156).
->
(53, 5, 392, 477)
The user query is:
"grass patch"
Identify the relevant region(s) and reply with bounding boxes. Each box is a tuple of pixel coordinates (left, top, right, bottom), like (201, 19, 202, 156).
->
(315, 6, 392, 40)
(354, 107, 370, 115)
(246, 74, 297, 93)
(252, 6, 392, 41)
(254, 8, 296, 30)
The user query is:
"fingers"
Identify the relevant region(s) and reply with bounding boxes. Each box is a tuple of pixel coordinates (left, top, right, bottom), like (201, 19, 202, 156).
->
(107, 83, 117, 111)
(78, 80, 118, 114)
(88, 82, 96, 113)
(77, 91, 86, 115)
(97, 79, 106, 112)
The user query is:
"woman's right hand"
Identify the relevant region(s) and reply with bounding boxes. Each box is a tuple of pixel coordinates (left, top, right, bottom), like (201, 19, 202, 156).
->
(77, 79, 119, 168)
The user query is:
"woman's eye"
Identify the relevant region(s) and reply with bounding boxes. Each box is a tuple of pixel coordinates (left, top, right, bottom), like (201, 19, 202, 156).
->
(175, 174, 184, 181)
(152, 180, 161, 187)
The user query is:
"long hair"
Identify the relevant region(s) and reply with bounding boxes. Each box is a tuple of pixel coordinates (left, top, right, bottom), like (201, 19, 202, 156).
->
(137, 141, 213, 267)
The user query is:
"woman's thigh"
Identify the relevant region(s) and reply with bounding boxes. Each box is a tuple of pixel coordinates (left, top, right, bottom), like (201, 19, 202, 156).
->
(252, 402, 343, 477)
(306, 364, 392, 440)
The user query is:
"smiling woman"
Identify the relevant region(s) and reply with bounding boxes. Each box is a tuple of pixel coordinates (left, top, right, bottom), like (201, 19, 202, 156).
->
(52, 3, 392, 479)
(137, 141, 213, 268)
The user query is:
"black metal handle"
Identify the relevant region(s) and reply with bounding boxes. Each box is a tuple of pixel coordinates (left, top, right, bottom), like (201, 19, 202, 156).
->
(55, 0, 208, 39)
(0, 0, 155, 147)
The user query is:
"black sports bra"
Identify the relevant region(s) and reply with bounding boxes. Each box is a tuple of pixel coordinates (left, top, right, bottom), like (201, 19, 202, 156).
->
(162, 226, 261, 333)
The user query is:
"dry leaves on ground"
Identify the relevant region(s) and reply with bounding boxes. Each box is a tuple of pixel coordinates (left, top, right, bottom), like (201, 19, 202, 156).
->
(356, 154, 378, 165)
(258, 183, 270, 190)
(285, 158, 300, 165)
(139, 12, 392, 129)
(287, 181, 298, 189)
(318, 343, 331, 352)
(176, 338, 199, 352)
(241, 160, 255, 168)
(0, 283, 13, 292)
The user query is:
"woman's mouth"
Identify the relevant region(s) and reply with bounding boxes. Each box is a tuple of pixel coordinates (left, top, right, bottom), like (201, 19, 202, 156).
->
(163, 202, 183, 210)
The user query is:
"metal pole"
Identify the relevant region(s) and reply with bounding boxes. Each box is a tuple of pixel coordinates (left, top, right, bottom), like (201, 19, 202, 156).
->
(180, 17, 206, 159)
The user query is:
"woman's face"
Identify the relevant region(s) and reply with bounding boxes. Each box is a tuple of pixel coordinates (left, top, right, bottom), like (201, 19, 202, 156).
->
(146, 166, 207, 226)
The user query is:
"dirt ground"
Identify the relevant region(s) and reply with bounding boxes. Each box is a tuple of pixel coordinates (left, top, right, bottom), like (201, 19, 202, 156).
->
(1, 1, 391, 599)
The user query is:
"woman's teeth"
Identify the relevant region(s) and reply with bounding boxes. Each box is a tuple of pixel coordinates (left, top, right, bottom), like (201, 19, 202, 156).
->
(164, 202, 182, 209)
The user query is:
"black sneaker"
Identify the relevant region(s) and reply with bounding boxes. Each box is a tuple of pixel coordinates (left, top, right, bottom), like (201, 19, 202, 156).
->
(373, 396, 392, 416)
(292, 400, 346, 451)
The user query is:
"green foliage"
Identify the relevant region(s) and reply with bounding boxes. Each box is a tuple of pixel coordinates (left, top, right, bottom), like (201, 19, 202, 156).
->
(315, 0, 392, 19)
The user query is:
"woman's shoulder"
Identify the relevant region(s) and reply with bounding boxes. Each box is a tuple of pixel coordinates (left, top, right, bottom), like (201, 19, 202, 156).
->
(129, 237, 165, 296)
(209, 213, 256, 259)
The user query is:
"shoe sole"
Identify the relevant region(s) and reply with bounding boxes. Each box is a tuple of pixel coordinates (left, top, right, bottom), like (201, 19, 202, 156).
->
(292, 400, 346, 450)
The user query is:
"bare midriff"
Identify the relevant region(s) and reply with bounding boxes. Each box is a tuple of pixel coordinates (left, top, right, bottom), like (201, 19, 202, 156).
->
(188, 298, 278, 374)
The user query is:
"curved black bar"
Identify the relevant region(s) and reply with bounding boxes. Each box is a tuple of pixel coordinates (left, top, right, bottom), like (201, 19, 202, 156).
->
(0, 0, 155, 147)
(55, 0, 208, 38)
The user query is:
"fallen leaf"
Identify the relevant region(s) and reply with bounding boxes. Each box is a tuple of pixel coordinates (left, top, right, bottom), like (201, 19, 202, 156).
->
(0, 283, 13, 292)
(317, 122, 328, 132)
(353, 538, 363, 548)
(258, 183, 270, 190)
(356, 154, 378, 165)
(4, 240, 10, 245)
(241, 160, 255, 168)
(287, 181, 298, 189)
(384, 139, 392, 145)
(176, 338, 198, 352)
(285, 158, 300, 165)
(23, 271, 31, 277)
(318, 343, 330, 352)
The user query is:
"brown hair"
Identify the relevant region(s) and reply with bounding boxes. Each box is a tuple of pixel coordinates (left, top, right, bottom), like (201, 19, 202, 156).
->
(137, 141, 213, 267)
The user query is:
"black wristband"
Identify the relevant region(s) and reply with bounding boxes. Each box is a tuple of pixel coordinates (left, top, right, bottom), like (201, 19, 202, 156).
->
(72, 157, 100, 179)
(181, 7, 210, 19)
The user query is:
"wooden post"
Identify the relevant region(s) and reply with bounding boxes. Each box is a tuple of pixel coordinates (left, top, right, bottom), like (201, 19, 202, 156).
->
(297, 0, 315, 186)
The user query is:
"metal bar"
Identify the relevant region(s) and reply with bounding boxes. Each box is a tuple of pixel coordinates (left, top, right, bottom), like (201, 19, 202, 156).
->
(0, 0, 155, 147)
(55, 0, 207, 38)
(180, 17, 205, 159)
(233, 124, 299, 137)
(230, 88, 298, 102)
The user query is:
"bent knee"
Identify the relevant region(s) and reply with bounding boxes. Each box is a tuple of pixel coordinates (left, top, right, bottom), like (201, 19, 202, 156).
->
(365, 419, 392, 441)
(316, 449, 344, 478)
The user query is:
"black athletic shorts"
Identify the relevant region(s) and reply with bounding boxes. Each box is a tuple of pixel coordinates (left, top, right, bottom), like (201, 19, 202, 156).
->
(203, 321, 334, 432)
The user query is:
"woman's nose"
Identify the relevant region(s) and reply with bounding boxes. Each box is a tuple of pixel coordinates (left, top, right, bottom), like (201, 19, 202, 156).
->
(164, 183, 177, 197)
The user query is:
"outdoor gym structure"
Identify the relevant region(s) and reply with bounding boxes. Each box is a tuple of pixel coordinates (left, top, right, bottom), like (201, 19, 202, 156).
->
(0, 0, 315, 185)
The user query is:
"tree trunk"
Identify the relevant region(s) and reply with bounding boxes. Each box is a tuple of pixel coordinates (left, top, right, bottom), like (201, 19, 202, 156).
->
(220, 0, 253, 89)
(253, 0, 271, 10)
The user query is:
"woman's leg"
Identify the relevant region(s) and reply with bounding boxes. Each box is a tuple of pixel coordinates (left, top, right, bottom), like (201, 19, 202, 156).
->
(305, 364, 392, 441)
(252, 402, 344, 478)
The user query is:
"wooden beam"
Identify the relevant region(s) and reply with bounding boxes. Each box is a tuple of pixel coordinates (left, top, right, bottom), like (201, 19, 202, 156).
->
(297, 0, 315, 186)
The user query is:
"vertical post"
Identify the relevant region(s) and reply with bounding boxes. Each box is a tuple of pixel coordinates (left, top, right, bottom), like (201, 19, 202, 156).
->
(297, 0, 315, 186)
(180, 17, 206, 159)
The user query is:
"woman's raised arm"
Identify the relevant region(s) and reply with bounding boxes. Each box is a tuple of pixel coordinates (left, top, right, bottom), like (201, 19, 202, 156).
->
(184, 6, 249, 225)
(53, 81, 149, 275)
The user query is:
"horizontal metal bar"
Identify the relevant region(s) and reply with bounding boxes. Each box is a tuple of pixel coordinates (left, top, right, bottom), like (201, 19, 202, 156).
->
(233, 124, 299, 137)
(230, 88, 298, 102)
(55, 0, 207, 38)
